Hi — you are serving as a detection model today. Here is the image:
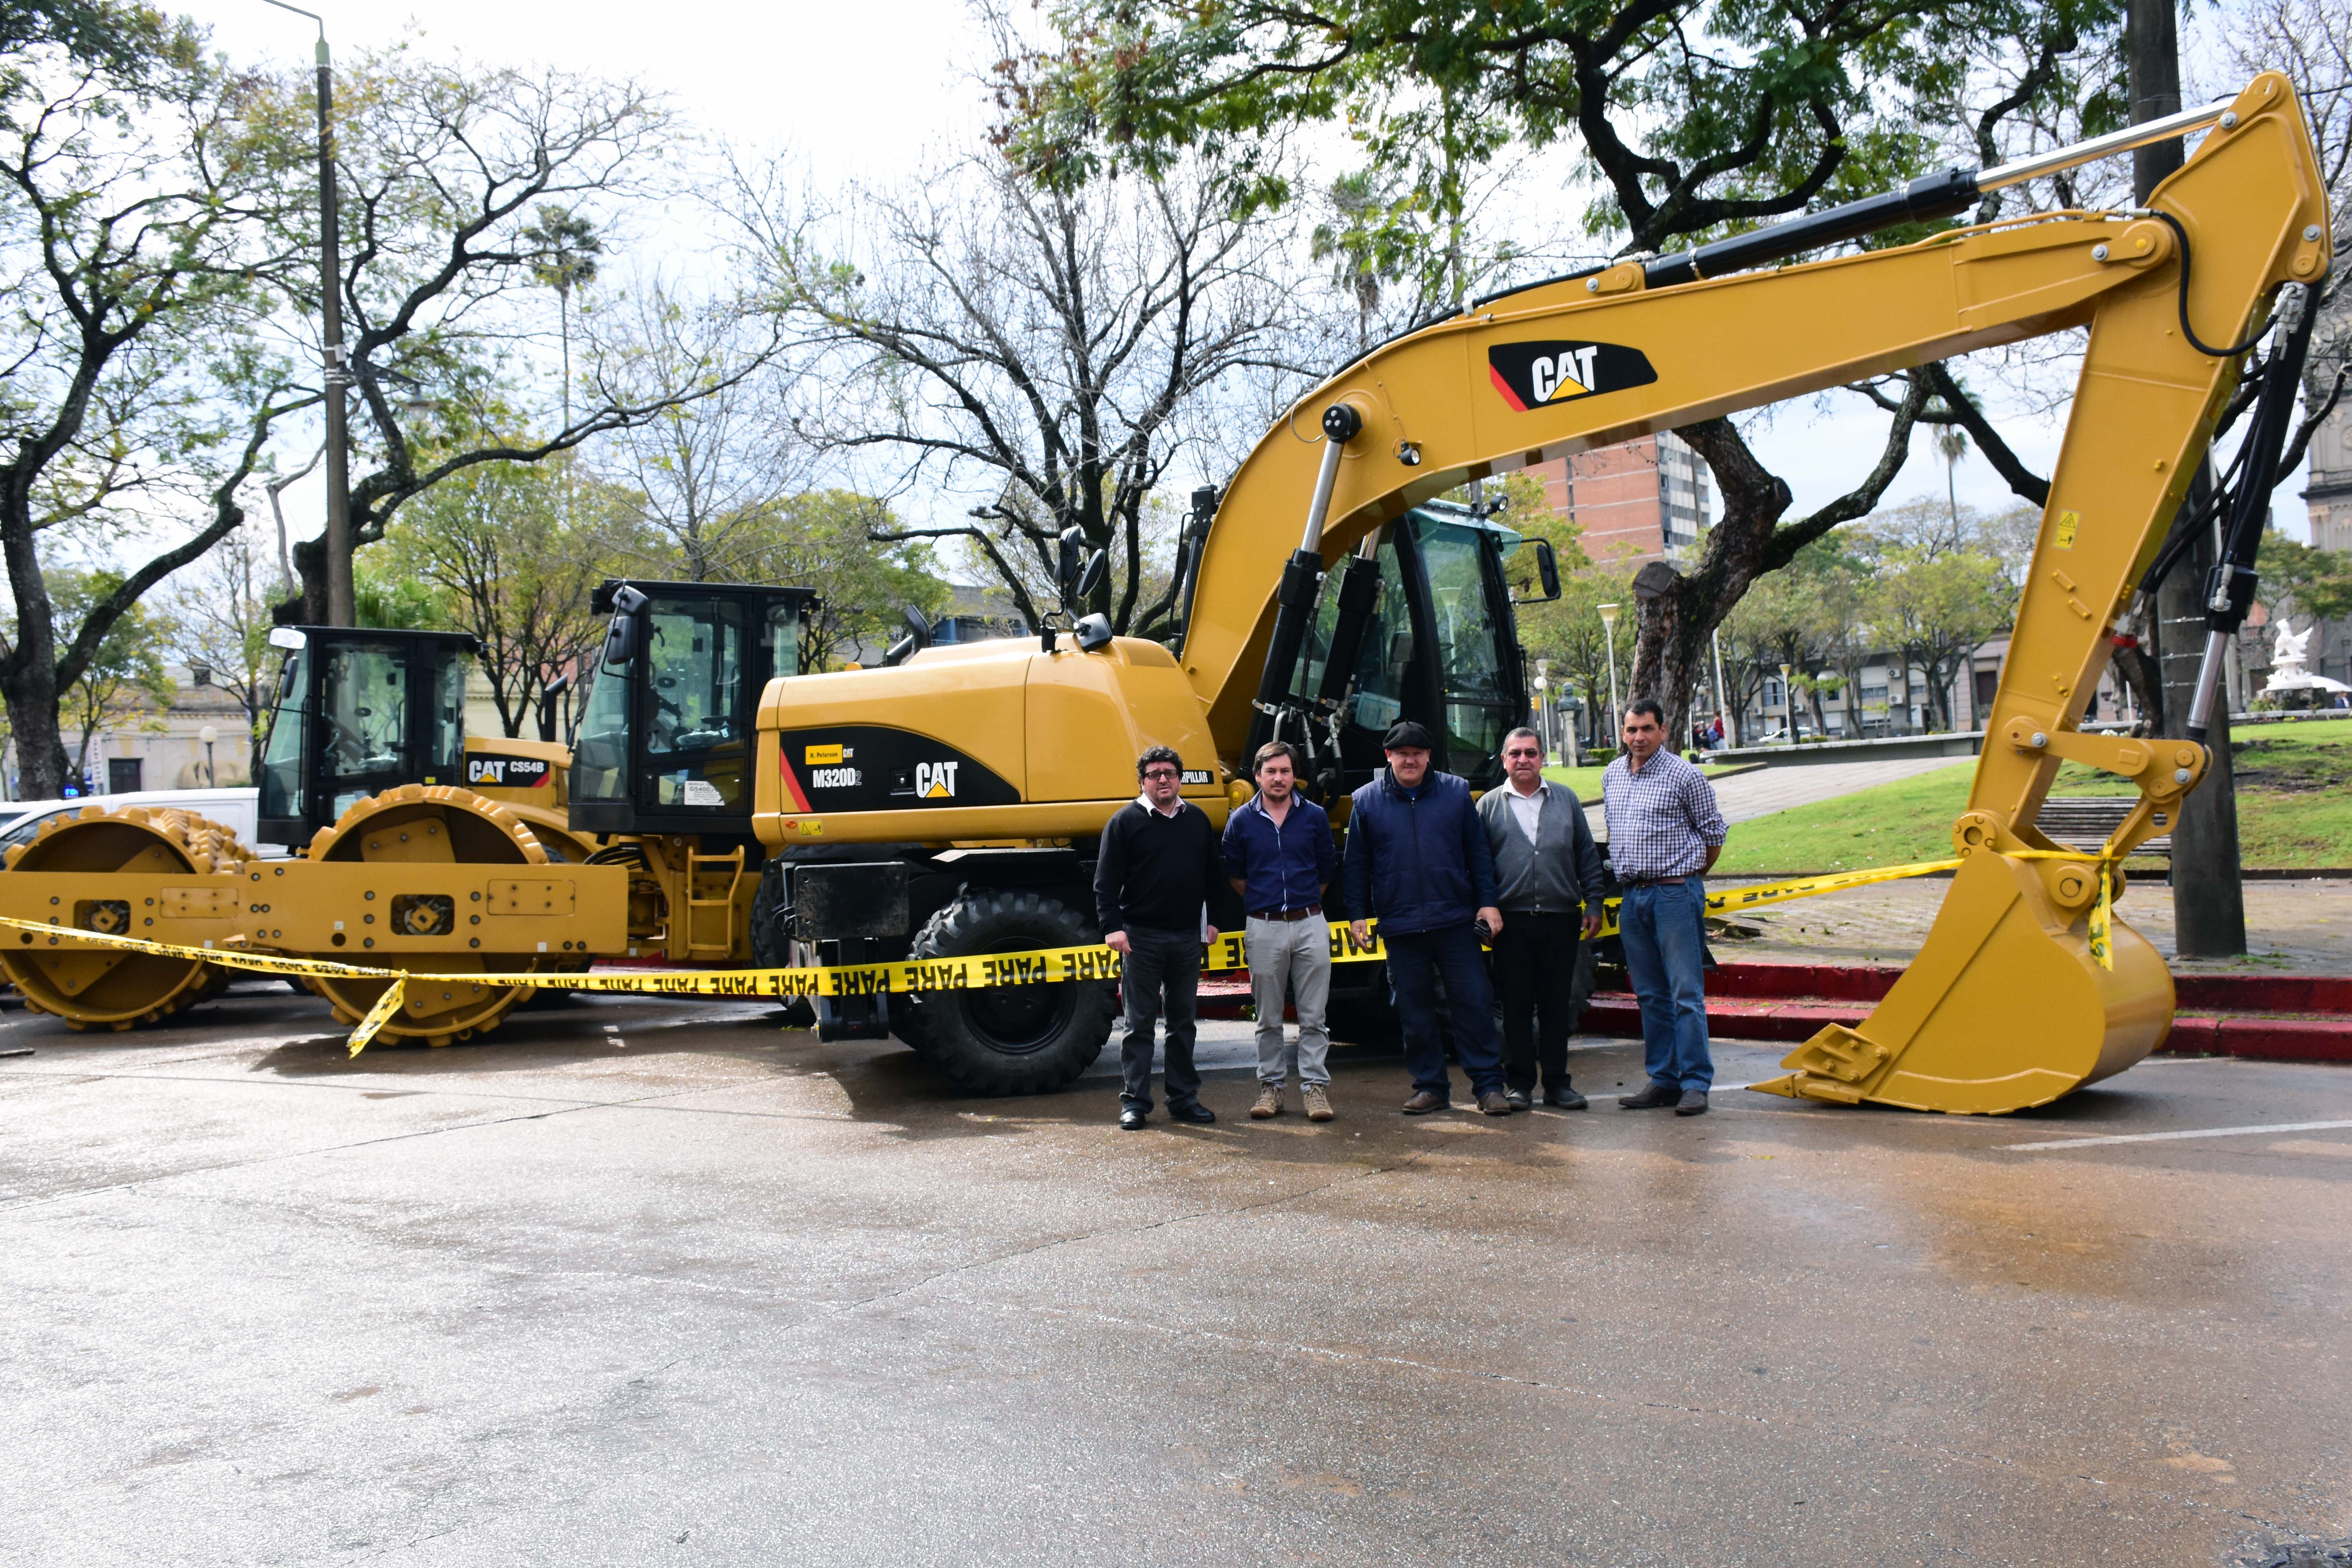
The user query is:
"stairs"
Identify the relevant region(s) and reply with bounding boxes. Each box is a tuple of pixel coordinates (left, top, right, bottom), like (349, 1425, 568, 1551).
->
(2032, 796, 2169, 857)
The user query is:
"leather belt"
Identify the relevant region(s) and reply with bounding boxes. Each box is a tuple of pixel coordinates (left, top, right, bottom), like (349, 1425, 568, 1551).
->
(1247, 904, 1322, 922)
(1621, 876, 1686, 887)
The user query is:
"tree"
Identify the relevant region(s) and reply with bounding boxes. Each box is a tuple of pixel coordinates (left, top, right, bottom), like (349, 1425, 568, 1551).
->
(0, 7, 315, 796)
(521, 203, 603, 427)
(2258, 532, 2352, 625)
(380, 457, 610, 737)
(48, 568, 174, 787)
(1855, 505, 2014, 731)
(235, 47, 781, 623)
(746, 149, 1303, 636)
(1010, 0, 2123, 732)
(723, 490, 955, 672)
(165, 523, 278, 777)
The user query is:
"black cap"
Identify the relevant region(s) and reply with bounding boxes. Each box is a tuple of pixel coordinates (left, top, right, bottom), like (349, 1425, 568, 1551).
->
(1381, 720, 1436, 751)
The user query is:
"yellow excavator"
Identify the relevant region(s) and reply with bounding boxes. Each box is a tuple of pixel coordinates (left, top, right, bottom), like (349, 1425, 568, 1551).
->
(0, 73, 2327, 1115)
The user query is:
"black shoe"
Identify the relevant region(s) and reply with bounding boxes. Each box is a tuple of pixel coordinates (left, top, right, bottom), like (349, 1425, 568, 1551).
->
(1503, 1089, 1533, 1112)
(1119, 1109, 1148, 1131)
(1620, 1082, 1681, 1110)
(1543, 1085, 1589, 1110)
(1674, 1089, 1709, 1116)
(1167, 1102, 1217, 1125)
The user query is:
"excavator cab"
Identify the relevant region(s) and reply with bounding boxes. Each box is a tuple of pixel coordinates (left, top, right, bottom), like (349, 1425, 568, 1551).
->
(255, 626, 476, 848)
(570, 579, 820, 837)
(1275, 502, 1540, 794)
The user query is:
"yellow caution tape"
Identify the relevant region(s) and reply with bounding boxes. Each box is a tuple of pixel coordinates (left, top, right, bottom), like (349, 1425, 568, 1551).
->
(0, 843, 2131, 1055)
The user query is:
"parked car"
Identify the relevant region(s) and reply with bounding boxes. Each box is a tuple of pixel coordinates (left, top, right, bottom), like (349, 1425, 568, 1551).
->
(0, 787, 264, 857)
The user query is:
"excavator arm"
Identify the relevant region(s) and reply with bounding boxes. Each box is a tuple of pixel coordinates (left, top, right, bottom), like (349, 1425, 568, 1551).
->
(1176, 71, 2329, 1114)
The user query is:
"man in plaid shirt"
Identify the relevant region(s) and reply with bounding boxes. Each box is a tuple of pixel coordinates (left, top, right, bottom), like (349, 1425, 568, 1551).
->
(1601, 699, 1728, 1115)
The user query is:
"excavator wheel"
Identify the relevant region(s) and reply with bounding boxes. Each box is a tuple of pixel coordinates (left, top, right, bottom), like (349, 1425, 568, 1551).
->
(906, 889, 1116, 1095)
(299, 784, 558, 1047)
(0, 806, 250, 1030)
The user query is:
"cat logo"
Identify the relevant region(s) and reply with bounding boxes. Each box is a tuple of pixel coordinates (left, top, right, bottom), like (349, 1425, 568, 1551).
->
(915, 760, 959, 799)
(464, 755, 552, 788)
(1487, 340, 1658, 412)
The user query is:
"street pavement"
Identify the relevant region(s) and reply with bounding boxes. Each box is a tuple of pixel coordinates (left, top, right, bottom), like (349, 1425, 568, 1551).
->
(1591, 757, 1968, 839)
(3, 987, 2347, 1566)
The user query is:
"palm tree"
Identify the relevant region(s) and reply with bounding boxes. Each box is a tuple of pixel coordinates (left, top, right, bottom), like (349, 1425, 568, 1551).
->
(522, 204, 604, 426)
(1937, 425, 1969, 541)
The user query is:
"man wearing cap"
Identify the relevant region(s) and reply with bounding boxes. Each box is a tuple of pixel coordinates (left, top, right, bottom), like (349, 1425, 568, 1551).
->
(1603, 699, 1728, 1116)
(1342, 721, 1512, 1116)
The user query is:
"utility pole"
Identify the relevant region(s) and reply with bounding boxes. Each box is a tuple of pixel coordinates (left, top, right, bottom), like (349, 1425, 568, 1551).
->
(267, 2, 353, 627)
(2131, 0, 2247, 955)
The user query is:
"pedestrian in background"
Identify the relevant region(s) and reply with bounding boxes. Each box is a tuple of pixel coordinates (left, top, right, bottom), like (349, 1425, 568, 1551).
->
(1097, 745, 1236, 1132)
(1222, 741, 1338, 1122)
(1477, 727, 1604, 1111)
(1602, 699, 1727, 1116)
(1343, 720, 1512, 1116)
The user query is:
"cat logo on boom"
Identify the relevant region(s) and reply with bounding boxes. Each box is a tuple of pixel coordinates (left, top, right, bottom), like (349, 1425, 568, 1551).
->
(1486, 340, 1658, 413)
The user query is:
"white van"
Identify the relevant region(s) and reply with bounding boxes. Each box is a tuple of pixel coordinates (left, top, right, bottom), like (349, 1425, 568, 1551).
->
(0, 787, 268, 857)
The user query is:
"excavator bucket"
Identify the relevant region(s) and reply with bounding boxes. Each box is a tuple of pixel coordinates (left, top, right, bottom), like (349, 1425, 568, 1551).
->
(1749, 848, 2174, 1114)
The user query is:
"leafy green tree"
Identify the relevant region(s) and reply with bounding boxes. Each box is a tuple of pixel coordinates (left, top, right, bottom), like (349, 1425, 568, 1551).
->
(724, 491, 954, 672)
(2258, 532, 2352, 626)
(1855, 519, 2013, 731)
(0, 6, 314, 797)
(380, 456, 611, 735)
(48, 568, 175, 784)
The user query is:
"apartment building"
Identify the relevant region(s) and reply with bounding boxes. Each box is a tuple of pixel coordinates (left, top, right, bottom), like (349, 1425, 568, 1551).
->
(1529, 430, 1714, 563)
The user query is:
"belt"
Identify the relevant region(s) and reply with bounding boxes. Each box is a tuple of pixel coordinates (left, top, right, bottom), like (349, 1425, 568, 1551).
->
(1621, 876, 1686, 887)
(1247, 904, 1322, 922)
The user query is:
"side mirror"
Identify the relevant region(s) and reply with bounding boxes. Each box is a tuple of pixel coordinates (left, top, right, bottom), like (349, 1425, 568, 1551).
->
(538, 673, 570, 743)
(881, 604, 933, 668)
(1073, 612, 1114, 652)
(1074, 549, 1108, 604)
(1517, 539, 1563, 604)
(1056, 526, 1087, 604)
(600, 585, 647, 668)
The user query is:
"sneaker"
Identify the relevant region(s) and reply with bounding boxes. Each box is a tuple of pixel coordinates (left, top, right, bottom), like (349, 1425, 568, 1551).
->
(1250, 1082, 1285, 1120)
(1303, 1084, 1335, 1122)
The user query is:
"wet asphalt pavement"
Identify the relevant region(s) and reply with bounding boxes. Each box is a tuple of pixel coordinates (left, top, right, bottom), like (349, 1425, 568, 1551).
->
(2, 986, 2347, 1566)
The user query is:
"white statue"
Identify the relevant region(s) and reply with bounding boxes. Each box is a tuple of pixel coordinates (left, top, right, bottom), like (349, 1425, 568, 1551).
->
(2271, 618, 2314, 678)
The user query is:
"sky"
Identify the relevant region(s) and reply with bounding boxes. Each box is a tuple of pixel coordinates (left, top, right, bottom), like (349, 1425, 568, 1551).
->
(183, 0, 2314, 554)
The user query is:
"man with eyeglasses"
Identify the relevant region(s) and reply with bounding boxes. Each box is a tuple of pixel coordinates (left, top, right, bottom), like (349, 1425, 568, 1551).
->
(1096, 745, 1237, 1131)
(1475, 726, 1605, 1111)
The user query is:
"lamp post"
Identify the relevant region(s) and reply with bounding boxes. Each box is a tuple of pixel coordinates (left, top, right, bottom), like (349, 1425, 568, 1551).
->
(1778, 662, 1795, 743)
(263, 0, 352, 628)
(1598, 603, 1622, 750)
(1712, 627, 1737, 748)
(198, 724, 218, 788)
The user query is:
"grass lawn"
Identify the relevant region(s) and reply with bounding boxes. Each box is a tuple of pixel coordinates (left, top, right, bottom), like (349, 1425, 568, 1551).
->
(1711, 717, 2351, 874)
(1543, 759, 1737, 800)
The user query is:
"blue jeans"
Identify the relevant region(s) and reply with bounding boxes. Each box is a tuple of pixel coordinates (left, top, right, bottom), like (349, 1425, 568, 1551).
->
(1383, 924, 1505, 1101)
(1617, 881, 1712, 1091)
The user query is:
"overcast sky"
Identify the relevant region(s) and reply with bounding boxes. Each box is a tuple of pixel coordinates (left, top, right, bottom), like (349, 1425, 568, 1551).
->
(186, 0, 2312, 550)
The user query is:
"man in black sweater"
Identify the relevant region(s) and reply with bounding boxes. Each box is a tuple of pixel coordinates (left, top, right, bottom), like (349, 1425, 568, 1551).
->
(1095, 745, 1234, 1131)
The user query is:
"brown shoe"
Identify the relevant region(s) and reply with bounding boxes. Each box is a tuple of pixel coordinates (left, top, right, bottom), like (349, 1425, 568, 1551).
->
(1401, 1090, 1448, 1114)
(1303, 1084, 1335, 1122)
(1250, 1082, 1284, 1120)
(1477, 1090, 1513, 1116)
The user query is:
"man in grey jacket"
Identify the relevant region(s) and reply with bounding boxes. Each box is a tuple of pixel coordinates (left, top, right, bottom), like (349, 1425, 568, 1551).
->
(1476, 727, 1605, 1111)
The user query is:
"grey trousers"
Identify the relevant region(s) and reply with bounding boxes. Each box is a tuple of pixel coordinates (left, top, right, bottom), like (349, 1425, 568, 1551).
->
(1247, 915, 1332, 1086)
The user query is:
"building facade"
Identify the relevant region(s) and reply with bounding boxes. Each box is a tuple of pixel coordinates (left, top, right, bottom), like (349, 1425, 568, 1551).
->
(1529, 431, 1714, 563)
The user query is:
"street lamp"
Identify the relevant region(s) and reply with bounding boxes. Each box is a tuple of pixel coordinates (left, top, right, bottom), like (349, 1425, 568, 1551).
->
(198, 724, 219, 788)
(263, 0, 353, 628)
(1778, 662, 1795, 743)
(1598, 602, 1622, 748)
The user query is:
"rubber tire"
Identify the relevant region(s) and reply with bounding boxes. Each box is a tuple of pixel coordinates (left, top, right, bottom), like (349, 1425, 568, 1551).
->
(907, 889, 1116, 1096)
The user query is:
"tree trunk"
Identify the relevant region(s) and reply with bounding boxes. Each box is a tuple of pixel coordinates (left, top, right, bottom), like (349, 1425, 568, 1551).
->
(0, 490, 71, 799)
(2132, 0, 2247, 956)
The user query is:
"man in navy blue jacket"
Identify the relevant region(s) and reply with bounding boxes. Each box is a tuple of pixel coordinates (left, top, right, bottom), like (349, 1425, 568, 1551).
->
(1342, 721, 1512, 1115)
